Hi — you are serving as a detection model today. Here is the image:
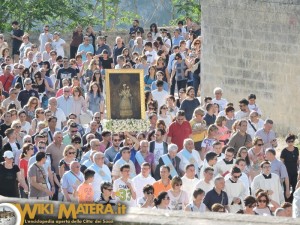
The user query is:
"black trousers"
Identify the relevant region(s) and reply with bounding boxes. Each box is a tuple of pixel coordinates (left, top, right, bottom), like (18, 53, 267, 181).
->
(70, 46, 79, 59)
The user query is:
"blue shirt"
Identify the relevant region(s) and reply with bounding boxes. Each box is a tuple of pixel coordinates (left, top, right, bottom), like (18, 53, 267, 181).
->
(203, 188, 229, 211)
(57, 96, 74, 117)
(172, 36, 184, 46)
(113, 147, 137, 164)
(77, 43, 94, 61)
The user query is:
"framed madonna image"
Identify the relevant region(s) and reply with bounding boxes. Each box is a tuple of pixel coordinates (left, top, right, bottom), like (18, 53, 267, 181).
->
(105, 69, 145, 120)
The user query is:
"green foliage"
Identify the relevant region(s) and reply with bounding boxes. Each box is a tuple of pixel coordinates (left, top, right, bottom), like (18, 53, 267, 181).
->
(172, 0, 201, 23)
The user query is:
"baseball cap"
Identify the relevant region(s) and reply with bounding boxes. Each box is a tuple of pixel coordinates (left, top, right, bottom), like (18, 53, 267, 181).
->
(3, 151, 14, 159)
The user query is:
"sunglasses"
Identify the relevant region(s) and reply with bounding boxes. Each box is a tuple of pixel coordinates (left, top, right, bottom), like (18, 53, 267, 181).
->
(113, 139, 120, 142)
(146, 191, 153, 195)
(15, 126, 21, 128)
(258, 200, 267, 203)
(287, 140, 295, 143)
(105, 188, 113, 191)
(74, 141, 81, 144)
(24, 140, 32, 143)
(32, 65, 38, 67)
(257, 143, 264, 146)
(37, 111, 45, 114)
(68, 152, 76, 155)
(38, 146, 45, 149)
(175, 183, 182, 186)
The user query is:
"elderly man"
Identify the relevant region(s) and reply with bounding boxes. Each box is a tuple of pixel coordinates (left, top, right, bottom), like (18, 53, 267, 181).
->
(82, 120, 102, 145)
(77, 36, 94, 61)
(167, 110, 192, 151)
(88, 152, 111, 201)
(57, 86, 74, 117)
(61, 161, 84, 202)
(133, 140, 155, 174)
(265, 148, 290, 200)
(203, 176, 229, 211)
(28, 152, 54, 200)
(112, 146, 136, 180)
(48, 97, 67, 130)
(247, 111, 264, 139)
(17, 78, 39, 107)
(132, 162, 156, 201)
(255, 119, 277, 150)
(212, 87, 228, 111)
(224, 166, 247, 213)
(80, 139, 101, 164)
(251, 161, 284, 205)
(154, 143, 181, 180)
(2, 88, 21, 110)
(45, 131, 65, 176)
(177, 138, 202, 178)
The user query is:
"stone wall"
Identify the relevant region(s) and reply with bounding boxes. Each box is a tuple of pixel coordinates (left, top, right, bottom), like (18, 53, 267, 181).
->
(201, 0, 300, 135)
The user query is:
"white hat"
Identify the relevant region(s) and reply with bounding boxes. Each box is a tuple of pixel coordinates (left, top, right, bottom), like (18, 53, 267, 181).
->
(3, 151, 14, 159)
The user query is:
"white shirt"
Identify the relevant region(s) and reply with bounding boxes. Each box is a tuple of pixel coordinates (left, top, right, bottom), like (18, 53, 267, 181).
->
(132, 174, 156, 201)
(153, 142, 164, 165)
(88, 163, 112, 201)
(212, 98, 228, 111)
(113, 178, 136, 207)
(225, 172, 250, 195)
(224, 177, 247, 213)
(181, 175, 200, 201)
(51, 38, 66, 57)
(177, 149, 203, 175)
(151, 89, 169, 109)
(247, 118, 264, 139)
(195, 179, 214, 194)
(21, 121, 31, 134)
(145, 49, 157, 65)
(248, 103, 262, 116)
(52, 108, 66, 130)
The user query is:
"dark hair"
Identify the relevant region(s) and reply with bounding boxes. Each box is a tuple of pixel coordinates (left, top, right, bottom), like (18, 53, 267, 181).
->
(156, 80, 164, 87)
(156, 128, 166, 136)
(145, 42, 152, 48)
(176, 110, 185, 117)
(89, 81, 101, 96)
(211, 203, 225, 212)
(225, 147, 235, 154)
(147, 129, 156, 142)
(160, 165, 170, 173)
(193, 188, 205, 199)
(257, 192, 270, 205)
(204, 96, 212, 102)
(204, 166, 214, 173)
(206, 152, 217, 162)
(244, 196, 257, 207)
(5, 128, 14, 138)
(48, 116, 57, 123)
(12, 21, 19, 25)
(100, 181, 113, 193)
(206, 103, 214, 111)
(154, 191, 168, 206)
(265, 148, 276, 156)
(237, 147, 251, 166)
(143, 184, 154, 193)
(22, 68, 30, 78)
(260, 160, 271, 168)
(285, 133, 296, 143)
(43, 61, 50, 69)
(185, 164, 195, 171)
(20, 143, 33, 159)
(84, 169, 95, 180)
(239, 98, 249, 105)
(231, 166, 241, 174)
(120, 164, 130, 171)
(36, 151, 46, 162)
(150, 23, 158, 34)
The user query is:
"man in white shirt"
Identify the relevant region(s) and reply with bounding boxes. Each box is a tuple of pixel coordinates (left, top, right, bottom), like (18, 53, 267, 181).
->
(212, 87, 228, 111)
(88, 152, 111, 201)
(195, 167, 214, 194)
(177, 138, 203, 177)
(224, 166, 247, 213)
(215, 147, 236, 177)
(144, 41, 157, 65)
(235, 98, 251, 120)
(48, 97, 66, 130)
(251, 161, 284, 205)
(132, 162, 155, 201)
(181, 164, 200, 201)
(151, 80, 168, 109)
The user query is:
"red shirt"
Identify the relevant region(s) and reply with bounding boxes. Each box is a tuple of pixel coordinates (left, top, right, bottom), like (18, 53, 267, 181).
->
(19, 158, 29, 178)
(0, 74, 14, 92)
(167, 121, 192, 150)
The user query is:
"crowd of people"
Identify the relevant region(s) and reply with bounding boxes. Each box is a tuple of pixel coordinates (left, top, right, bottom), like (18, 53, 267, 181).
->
(0, 18, 299, 219)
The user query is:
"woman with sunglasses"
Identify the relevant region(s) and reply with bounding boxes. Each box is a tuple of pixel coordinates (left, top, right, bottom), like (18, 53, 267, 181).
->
(280, 133, 299, 202)
(19, 143, 34, 198)
(167, 176, 189, 210)
(158, 104, 172, 128)
(237, 146, 251, 176)
(59, 145, 78, 178)
(15, 68, 31, 88)
(23, 96, 39, 123)
(29, 61, 39, 76)
(153, 191, 171, 210)
(30, 107, 46, 135)
(248, 137, 265, 181)
(236, 196, 258, 214)
(137, 184, 155, 208)
(254, 191, 274, 216)
(33, 71, 54, 94)
(8, 120, 26, 146)
(82, 58, 99, 89)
